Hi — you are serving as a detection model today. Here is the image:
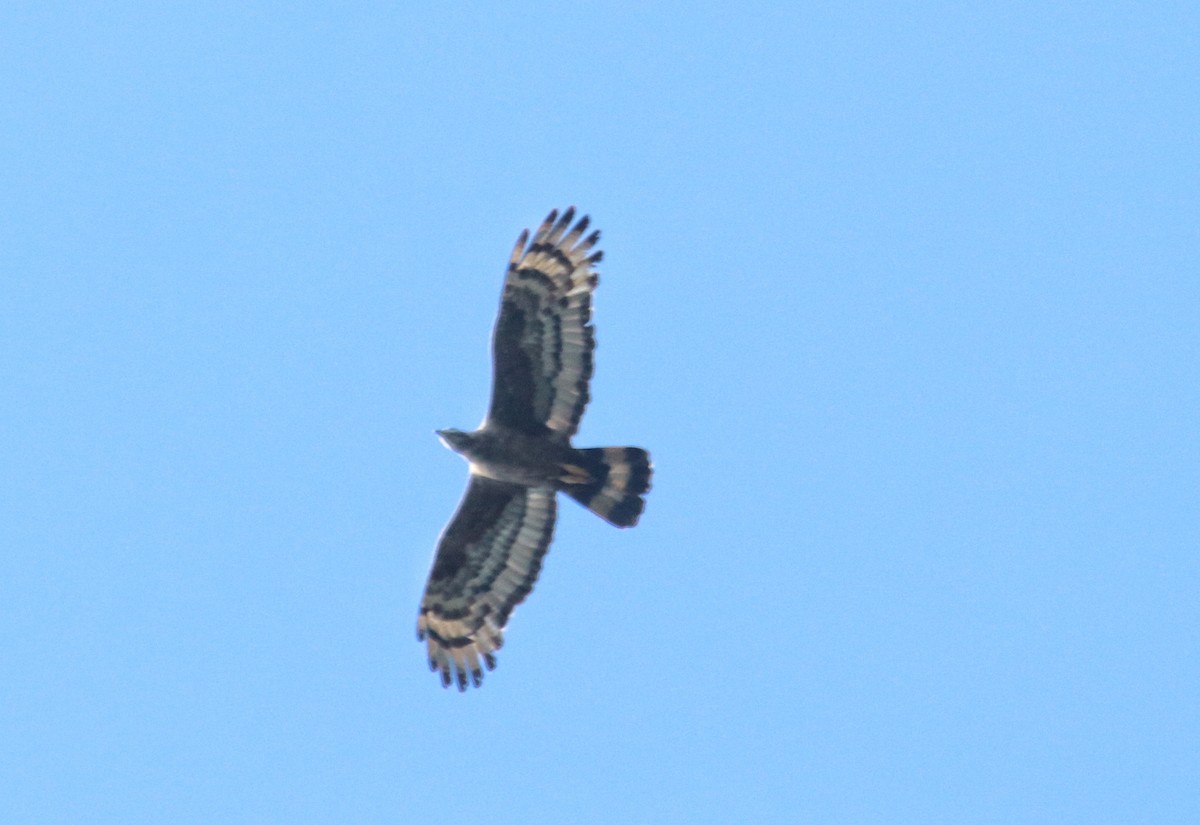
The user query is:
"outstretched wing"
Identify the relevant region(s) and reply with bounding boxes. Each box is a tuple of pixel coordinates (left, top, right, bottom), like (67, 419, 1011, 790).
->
(417, 476, 557, 690)
(486, 207, 601, 438)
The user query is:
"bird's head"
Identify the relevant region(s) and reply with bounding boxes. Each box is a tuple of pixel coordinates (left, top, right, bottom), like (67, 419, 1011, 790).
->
(436, 428, 473, 454)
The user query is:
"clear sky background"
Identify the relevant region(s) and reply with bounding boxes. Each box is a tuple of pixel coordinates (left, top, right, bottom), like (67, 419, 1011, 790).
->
(2, 3, 1196, 823)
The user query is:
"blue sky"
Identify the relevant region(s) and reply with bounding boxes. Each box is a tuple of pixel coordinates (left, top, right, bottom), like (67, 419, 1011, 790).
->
(2, 2, 1196, 822)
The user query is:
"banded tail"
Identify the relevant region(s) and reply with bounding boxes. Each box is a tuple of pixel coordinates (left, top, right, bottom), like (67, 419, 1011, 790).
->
(559, 447, 652, 528)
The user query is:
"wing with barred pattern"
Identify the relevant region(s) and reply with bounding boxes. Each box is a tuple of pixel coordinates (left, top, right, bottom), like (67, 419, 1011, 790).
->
(487, 207, 601, 438)
(417, 476, 557, 691)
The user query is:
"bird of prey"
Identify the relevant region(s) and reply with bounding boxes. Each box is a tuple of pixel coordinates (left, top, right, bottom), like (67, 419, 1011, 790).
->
(417, 207, 652, 691)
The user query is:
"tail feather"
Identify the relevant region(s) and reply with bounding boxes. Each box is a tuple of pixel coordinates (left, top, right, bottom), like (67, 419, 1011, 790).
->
(560, 447, 652, 527)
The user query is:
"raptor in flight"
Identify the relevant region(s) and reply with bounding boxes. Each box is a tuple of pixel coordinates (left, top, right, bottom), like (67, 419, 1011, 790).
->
(417, 208, 652, 691)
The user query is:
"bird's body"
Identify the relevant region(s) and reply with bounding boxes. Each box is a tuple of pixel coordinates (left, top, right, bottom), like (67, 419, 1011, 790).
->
(436, 427, 572, 487)
(417, 208, 651, 691)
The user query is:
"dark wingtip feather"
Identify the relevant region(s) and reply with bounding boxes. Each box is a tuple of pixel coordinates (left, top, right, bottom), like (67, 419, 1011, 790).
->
(551, 208, 574, 241)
